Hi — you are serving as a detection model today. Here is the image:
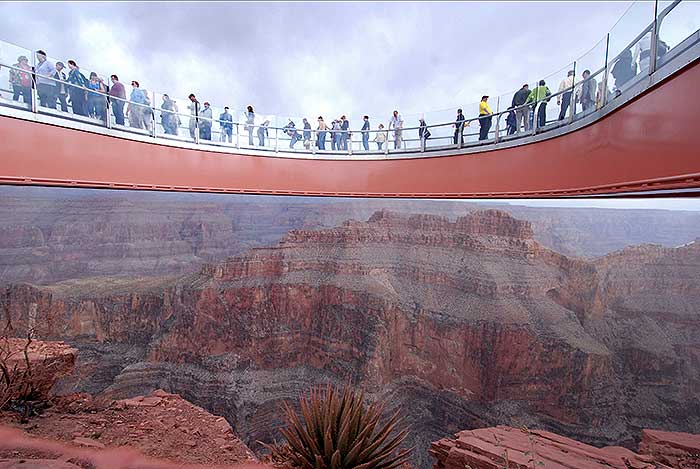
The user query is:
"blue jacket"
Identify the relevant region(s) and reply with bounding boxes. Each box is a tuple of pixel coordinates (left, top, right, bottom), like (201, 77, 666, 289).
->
(219, 112, 233, 130)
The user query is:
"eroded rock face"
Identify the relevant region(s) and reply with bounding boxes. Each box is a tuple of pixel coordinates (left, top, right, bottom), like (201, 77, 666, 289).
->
(1, 210, 699, 469)
(639, 429, 700, 468)
(431, 426, 665, 469)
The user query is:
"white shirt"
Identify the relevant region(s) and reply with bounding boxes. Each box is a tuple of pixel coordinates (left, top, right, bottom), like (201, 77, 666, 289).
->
(389, 114, 403, 129)
(36, 59, 56, 86)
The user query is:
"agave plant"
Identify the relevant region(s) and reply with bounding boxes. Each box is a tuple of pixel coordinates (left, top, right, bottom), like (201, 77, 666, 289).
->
(274, 384, 412, 468)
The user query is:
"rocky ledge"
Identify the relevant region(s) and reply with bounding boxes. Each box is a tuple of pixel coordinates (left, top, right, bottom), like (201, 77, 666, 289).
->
(431, 425, 700, 469)
(0, 389, 261, 467)
(1, 339, 76, 402)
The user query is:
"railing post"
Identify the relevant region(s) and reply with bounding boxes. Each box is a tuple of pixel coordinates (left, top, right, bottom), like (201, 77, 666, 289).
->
(602, 33, 610, 108)
(151, 90, 156, 138)
(105, 92, 112, 129)
(30, 55, 38, 114)
(235, 123, 240, 149)
(275, 126, 278, 152)
(494, 97, 500, 143)
(384, 131, 389, 156)
(194, 105, 200, 145)
(533, 104, 539, 134)
(458, 123, 463, 148)
(649, 0, 660, 74)
(347, 131, 352, 156)
(312, 130, 316, 155)
(569, 61, 576, 124)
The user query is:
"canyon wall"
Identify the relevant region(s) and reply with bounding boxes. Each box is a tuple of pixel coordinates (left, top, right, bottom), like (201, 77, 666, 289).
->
(2, 187, 700, 286)
(1, 208, 698, 468)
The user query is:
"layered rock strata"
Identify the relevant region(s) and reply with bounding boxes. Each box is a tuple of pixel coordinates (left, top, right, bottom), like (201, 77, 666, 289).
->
(1, 210, 699, 468)
(431, 425, 700, 469)
(3, 186, 700, 285)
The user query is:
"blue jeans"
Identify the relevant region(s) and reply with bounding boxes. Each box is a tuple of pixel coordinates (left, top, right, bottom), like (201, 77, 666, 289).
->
(332, 134, 339, 150)
(340, 133, 348, 150)
(290, 133, 301, 148)
(377, 141, 383, 150)
(112, 101, 125, 125)
(318, 132, 326, 150)
(362, 134, 369, 150)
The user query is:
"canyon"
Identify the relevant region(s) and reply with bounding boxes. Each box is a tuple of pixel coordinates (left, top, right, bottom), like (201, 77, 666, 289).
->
(1, 200, 699, 468)
(2, 187, 700, 286)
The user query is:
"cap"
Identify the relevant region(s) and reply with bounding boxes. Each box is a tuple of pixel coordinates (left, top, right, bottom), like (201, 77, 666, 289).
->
(204, 101, 210, 106)
(482, 95, 489, 100)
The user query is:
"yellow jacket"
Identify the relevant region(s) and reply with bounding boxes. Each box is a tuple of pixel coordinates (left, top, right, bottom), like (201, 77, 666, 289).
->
(479, 101, 493, 116)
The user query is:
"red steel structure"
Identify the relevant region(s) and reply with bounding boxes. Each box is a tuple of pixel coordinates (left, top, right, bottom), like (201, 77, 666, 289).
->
(0, 58, 699, 198)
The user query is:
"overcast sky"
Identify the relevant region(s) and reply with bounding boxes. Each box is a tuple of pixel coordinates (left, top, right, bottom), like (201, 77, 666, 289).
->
(0, 1, 651, 126)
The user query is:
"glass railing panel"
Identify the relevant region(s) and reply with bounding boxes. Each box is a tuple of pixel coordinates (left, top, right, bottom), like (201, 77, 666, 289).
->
(606, 1, 656, 95)
(572, 37, 608, 120)
(657, 0, 700, 66)
(0, 40, 34, 110)
(538, 61, 576, 129)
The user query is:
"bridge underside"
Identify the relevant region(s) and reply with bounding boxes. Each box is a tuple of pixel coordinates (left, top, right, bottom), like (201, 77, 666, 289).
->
(0, 61, 699, 199)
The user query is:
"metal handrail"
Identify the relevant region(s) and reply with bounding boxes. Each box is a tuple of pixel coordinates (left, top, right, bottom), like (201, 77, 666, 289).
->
(0, 0, 690, 156)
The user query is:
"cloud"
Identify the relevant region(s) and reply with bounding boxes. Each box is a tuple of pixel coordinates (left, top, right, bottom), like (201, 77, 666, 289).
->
(0, 1, 636, 127)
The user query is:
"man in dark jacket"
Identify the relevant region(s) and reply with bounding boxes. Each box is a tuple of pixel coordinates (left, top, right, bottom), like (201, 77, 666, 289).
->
(511, 84, 530, 132)
(340, 115, 349, 150)
(612, 49, 636, 92)
(453, 108, 466, 144)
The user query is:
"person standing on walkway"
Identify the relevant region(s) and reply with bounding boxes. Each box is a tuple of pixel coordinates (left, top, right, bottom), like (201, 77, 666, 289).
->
(331, 119, 341, 151)
(127, 81, 148, 129)
(339, 115, 349, 150)
(160, 94, 178, 134)
(453, 108, 466, 144)
(219, 106, 233, 142)
(511, 84, 530, 132)
(257, 120, 270, 146)
(285, 119, 300, 148)
(361, 115, 370, 150)
(87, 72, 107, 121)
(302, 118, 312, 149)
(53, 62, 69, 112)
(199, 102, 212, 140)
(611, 49, 636, 92)
(576, 69, 597, 113)
(10, 55, 33, 106)
(557, 70, 575, 120)
(109, 74, 126, 125)
(245, 105, 255, 146)
(317, 116, 328, 150)
(478, 95, 493, 141)
(187, 94, 199, 140)
(375, 123, 387, 150)
(526, 80, 551, 129)
(35, 50, 57, 109)
(389, 110, 404, 150)
(66, 60, 88, 116)
(418, 118, 431, 146)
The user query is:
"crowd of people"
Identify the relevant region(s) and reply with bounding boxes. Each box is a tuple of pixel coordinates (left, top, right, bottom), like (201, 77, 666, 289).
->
(4, 34, 668, 151)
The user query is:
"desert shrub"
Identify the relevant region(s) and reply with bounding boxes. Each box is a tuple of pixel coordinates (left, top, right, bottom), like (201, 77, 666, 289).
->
(270, 384, 412, 468)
